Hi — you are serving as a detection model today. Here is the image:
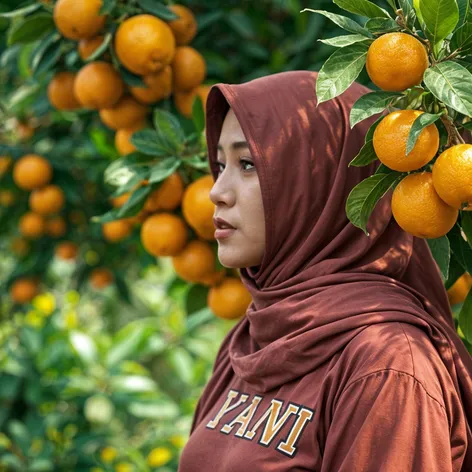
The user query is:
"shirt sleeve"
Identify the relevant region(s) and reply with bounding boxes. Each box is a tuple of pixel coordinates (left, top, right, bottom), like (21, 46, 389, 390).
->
(321, 369, 454, 472)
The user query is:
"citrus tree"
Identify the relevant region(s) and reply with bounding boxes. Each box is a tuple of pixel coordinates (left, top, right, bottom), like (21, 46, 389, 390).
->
(305, 0, 472, 352)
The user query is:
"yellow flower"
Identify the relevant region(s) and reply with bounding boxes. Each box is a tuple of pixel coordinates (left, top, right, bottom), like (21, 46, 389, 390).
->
(100, 446, 118, 463)
(32, 293, 56, 315)
(147, 447, 172, 467)
(65, 310, 78, 329)
(65, 290, 80, 306)
(169, 434, 187, 448)
(25, 310, 45, 328)
(115, 463, 133, 472)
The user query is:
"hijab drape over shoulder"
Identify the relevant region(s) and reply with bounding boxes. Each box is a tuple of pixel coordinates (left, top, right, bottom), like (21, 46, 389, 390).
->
(203, 70, 472, 466)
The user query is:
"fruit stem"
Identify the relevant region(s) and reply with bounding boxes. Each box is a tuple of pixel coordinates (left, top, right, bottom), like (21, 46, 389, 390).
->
(440, 113, 466, 146)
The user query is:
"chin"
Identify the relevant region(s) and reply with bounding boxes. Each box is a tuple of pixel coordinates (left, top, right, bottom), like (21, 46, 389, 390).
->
(217, 248, 262, 269)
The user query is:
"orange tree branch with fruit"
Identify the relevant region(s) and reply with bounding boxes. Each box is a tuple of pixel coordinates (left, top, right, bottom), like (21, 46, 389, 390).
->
(303, 0, 472, 351)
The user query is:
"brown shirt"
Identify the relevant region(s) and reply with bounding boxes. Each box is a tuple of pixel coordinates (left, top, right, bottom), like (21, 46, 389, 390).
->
(178, 321, 467, 471)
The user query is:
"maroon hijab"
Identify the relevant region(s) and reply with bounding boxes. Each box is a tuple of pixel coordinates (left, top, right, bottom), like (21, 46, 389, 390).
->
(205, 70, 472, 464)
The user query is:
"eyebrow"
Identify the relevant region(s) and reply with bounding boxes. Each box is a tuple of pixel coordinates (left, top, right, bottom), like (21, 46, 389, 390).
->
(217, 141, 249, 152)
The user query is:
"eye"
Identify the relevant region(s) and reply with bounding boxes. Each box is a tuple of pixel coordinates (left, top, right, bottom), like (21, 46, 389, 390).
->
(240, 159, 255, 171)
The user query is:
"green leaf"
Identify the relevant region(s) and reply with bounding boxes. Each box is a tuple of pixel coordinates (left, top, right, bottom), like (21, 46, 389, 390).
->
(448, 223, 472, 273)
(450, 21, 472, 55)
(459, 287, 472, 343)
(192, 95, 205, 134)
(185, 284, 210, 316)
(398, 0, 417, 30)
(462, 212, 472, 248)
(85, 32, 111, 62)
(349, 139, 378, 166)
(100, 0, 117, 15)
(149, 157, 181, 184)
(119, 66, 146, 87)
(153, 109, 184, 150)
(318, 34, 372, 48)
(0, 4, 40, 18)
(29, 459, 54, 472)
(8, 13, 54, 45)
(456, 0, 471, 27)
(405, 111, 443, 155)
(423, 61, 472, 117)
(116, 185, 151, 218)
(365, 115, 385, 142)
(365, 17, 401, 33)
(301, 9, 372, 37)
(136, 0, 178, 20)
(426, 236, 450, 280)
(346, 172, 401, 235)
(130, 129, 169, 156)
(32, 38, 62, 77)
(418, 0, 459, 45)
(186, 307, 214, 332)
(0, 453, 23, 471)
(182, 154, 210, 170)
(111, 375, 157, 392)
(69, 331, 98, 365)
(316, 42, 370, 105)
(225, 11, 256, 39)
(166, 347, 194, 384)
(333, 0, 391, 18)
(350, 91, 402, 128)
(445, 252, 465, 289)
(128, 398, 179, 419)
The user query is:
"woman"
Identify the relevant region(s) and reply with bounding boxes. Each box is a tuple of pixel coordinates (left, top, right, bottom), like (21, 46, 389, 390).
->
(177, 70, 472, 471)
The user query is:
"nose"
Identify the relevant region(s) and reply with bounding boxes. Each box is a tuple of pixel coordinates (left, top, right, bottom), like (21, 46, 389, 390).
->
(209, 171, 235, 207)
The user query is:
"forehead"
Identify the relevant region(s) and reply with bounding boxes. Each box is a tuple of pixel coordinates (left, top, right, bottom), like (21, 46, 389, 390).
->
(220, 108, 245, 141)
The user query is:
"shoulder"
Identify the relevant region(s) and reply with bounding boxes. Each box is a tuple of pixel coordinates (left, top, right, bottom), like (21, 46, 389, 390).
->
(337, 322, 447, 409)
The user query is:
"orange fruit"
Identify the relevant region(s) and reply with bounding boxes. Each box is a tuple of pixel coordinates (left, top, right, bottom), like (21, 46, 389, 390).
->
(19, 212, 46, 239)
(115, 120, 146, 155)
(89, 267, 114, 289)
(29, 185, 65, 215)
(78, 35, 105, 60)
(171, 46, 206, 92)
(10, 278, 39, 304)
(46, 216, 67, 238)
(432, 144, 472, 210)
(199, 269, 226, 287)
(13, 154, 53, 191)
(129, 66, 173, 105)
(111, 192, 131, 208)
(74, 61, 124, 109)
(102, 219, 132, 242)
(447, 273, 472, 306)
(0, 155, 12, 176)
(55, 241, 78, 260)
(0, 190, 15, 207)
(366, 32, 429, 92)
(168, 5, 198, 46)
(144, 173, 184, 212)
(115, 14, 176, 76)
(171, 239, 216, 283)
(47, 71, 81, 111)
(208, 277, 252, 319)
(141, 213, 188, 257)
(174, 84, 211, 119)
(15, 121, 35, 141)
(391, 172, 458, 238)
(99, 96, 148, 130)
(182, 175, 215, 240)
(124, 209, 149, 226)
(373, 110, 439, 172)
(53, 0, 106, 40)
(10, 237, 30, 257)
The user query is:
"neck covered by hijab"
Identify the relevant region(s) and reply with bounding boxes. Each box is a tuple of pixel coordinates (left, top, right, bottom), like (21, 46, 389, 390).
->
(205, 70, 472, 459)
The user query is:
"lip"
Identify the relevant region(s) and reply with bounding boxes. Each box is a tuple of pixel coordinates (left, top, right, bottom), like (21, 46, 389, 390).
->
(213, 217, 236, 230)
(215, 228, 236, 240)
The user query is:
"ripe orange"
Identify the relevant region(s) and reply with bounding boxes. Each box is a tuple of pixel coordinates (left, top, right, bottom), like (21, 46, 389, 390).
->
(99, 96, 148, 130)
(0, 190, 15, 207)
(111, 192, 131, 208)
(46, 216, 67, 238)
(102, 219, 132, 242)
(55, 241, 78, 260)
(115, 120, 146, 155)
(15, 120, 35, 141)
(19, 212, 46, 239)
(29, 185, 65, 215)
(0, 155, 12, 176)
(129, 66, 173, 105)
(208, 277, 252, 319)
(174, 84, 211, 119)
(366, 32, 429, 92)
(447, 273, 472, 306)
(124, 209, 149, 226)
(373, 110, 439, 172)
(171, 46, 206, 92)
(78, 35, 105, 60)
(53, 0, 106, 40)
(171, 239, 216, 283)
(10, 278, 39, 304)
(199, 269, 226, 287)
(74, 61, 124, 109)
(47, 71, 81, 111)
(10, 237, 30, 257)
(89, 267, 114, 289)
(182, 175, 215, 240)
(432, 144, 472, 210)
(13, 154, 52, 191)
(168, 5, 198, 46)
(115, 14, 176, 76)
(141, 213, 188, 257)
(392, 172, 458, 238)
(144, 173, 184, 212)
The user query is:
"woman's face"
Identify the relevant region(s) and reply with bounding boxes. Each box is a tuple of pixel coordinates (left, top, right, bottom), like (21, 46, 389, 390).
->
(209, 108, 265, 269)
